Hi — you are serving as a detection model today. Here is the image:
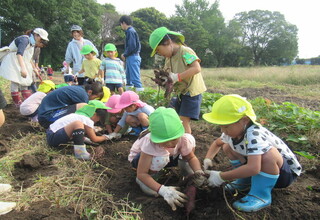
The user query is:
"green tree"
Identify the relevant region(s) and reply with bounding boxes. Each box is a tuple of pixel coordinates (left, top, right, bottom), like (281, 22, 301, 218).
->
(232, 10, 298, 65)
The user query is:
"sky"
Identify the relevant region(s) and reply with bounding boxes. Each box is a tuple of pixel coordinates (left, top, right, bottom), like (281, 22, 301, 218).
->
(97, 0, 320, 58)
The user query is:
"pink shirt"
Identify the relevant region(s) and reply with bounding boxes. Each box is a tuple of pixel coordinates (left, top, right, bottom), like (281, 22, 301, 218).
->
(128, 133, 195, 171)
(20, 91, 46, 115)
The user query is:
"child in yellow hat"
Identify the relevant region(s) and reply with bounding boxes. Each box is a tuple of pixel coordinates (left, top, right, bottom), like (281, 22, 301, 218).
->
(20, 80, 55, 122)
(202, 94, 302, 212)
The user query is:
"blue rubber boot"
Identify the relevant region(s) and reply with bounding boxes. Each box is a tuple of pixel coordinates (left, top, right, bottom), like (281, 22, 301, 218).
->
(131, 126, 142, 136)
(233, 172, 279, 212)
(225, 160, 251, 192)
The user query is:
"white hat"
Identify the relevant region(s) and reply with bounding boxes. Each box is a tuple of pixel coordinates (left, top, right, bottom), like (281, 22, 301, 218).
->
(34, 28, 49, 41)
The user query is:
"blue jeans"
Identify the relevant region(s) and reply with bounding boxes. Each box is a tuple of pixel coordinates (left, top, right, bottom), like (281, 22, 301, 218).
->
(126, 55, 143, 88)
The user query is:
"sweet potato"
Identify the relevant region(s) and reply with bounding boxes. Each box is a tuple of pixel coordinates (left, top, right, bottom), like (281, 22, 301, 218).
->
(184, 185, 196, 216)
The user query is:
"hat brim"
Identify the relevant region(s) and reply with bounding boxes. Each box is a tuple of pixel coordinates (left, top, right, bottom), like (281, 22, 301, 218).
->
(202, 112, 239, 125)
(150, 128, 184, 143)
(107, 108, 121, 113)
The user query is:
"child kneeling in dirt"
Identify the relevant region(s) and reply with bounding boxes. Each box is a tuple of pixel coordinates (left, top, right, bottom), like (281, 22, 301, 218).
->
(20, 80, 55, 122)
(202, 94, 302, 212)
(46, 100, 110, 160)
(128, 107, 207, 211)
(108, 91, 154, 139)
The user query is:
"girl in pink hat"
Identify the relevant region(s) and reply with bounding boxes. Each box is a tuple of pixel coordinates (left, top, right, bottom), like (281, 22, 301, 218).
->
(107, 91, 154, 139)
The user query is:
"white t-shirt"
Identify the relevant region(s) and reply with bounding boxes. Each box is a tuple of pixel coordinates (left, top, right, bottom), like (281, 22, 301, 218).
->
(49, 113, 94, 132)
(128, 133, 195, 171)
(220, 124, 302, 176)
(20, 91, 46, 116)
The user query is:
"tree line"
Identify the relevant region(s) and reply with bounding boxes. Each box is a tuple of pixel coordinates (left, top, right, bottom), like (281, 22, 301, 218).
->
(0, 0, 303, 69)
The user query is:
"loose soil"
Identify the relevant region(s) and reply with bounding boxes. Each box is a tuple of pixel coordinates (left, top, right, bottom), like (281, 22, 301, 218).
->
(0, 87, 319, 220)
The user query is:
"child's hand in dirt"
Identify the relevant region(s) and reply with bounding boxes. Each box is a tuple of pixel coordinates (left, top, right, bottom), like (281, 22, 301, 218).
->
(192, 170, 208, 188)
(92, 146, 105, 159)
(158, 185, 188, 211)
(203, 158, 213, 171)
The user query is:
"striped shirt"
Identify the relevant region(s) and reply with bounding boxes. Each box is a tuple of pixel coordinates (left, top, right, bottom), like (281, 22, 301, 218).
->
(100, 58, 125, 84)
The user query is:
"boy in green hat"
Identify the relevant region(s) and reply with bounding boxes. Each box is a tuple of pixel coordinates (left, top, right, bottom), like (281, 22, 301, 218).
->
(128, 107, 207, 211)
(99, 43, 126, 95)
(203, 94, 302, 212)
(46, 100, 110, 160)
(78, 45, 102, 85)
(149, 27, 206, 135)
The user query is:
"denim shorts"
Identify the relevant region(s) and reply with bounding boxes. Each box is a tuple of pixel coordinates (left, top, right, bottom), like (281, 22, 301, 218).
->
(275, 159, 297, 188)
(39, 105, 77, 129)
(131, 153, 179, 169)
(106, 83, 123, 92)
(46, 128, 70, 148)
(171, 93, 202, 120)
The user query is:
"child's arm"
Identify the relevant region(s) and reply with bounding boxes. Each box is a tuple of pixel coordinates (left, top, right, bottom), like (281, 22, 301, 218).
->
(98, 69, 104, 80)
(179, 60, 201, 81)
(203, 137, 224, 170)
(182, 150, 202, 172)
(85, 125, 108, 142)
(78, 68, 84, 74)
(105, 124, 113, 134)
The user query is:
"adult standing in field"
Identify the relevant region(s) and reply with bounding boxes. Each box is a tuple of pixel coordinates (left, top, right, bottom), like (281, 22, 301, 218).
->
(0, 89, 17, 215)
(119, 15, 144, 92)
(65, 25, 99, 85)
(0, 28, 49, 107)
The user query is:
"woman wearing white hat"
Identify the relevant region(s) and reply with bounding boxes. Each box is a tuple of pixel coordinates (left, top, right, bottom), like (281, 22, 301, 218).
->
(0, 28, 49, 107)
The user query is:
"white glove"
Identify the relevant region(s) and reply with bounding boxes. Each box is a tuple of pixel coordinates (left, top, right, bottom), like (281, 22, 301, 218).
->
(105, 132, 121, 140)
(203, 158, 213, 170)
(169, 72, 179, 83)
(205, 170, 225, 187)
(113, 133, 122, 139)
(158, 185, 188, 211)
(102, 134, 111, 140)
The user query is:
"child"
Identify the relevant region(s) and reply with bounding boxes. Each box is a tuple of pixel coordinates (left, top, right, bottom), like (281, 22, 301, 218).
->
(47, 65, 53, 80)
(149, 27, 207, 134)
(61, 61, 75, 84)
(20, 80, 55, 122)
(109, 91, 154, 139)
(46, 100, 110, 160)
(104, 94, 129, 136)
(202, 94, 302, 212)
(99, 43, 126, 95)
(79, 45, 102, 85)
(128, 107, 207, 211)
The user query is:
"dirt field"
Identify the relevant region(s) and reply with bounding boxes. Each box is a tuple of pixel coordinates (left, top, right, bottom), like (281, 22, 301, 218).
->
(0, 87, 319, 220)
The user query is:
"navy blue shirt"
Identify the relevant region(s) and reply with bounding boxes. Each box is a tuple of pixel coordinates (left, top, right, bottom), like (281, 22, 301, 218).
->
(123, 27, 141, 57)
(38, 86, 89, 123)
(14, 35, 30, 56)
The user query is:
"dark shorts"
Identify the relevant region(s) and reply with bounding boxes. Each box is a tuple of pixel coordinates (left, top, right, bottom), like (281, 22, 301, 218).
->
(106, 83, 123, 92)
(39, 104, 77, 129)
(131, 153, 179, 169)
(275, 159, 297, 188)
(46, 128, 70, 148)
(170, 93, 202, 120)
(64, 75, 75, 83)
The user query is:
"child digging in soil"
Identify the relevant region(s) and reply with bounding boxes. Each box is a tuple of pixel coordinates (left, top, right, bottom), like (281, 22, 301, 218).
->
(128, 107, 207, 211)
(46, 100, 110, 160)
(202, 94, 302, 212)
(108, 91, 154, 139)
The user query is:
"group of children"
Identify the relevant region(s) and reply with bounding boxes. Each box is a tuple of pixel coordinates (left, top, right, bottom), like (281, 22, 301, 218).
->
(0, 25, 302, 215)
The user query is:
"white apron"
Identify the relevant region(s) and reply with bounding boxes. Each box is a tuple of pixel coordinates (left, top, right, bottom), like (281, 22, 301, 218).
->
(0, 37, 34, 86)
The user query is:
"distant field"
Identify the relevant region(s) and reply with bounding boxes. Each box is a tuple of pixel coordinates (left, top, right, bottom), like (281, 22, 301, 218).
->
(142, 65, 320, 98)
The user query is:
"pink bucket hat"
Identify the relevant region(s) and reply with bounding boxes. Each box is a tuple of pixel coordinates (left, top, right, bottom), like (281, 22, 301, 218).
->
(105, 95, 122, 113)
(115, 91, 145, 109)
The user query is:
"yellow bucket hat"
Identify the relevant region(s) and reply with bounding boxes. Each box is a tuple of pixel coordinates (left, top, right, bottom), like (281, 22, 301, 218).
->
(37, 80, 55, 93)
(202, 94, 260, 125)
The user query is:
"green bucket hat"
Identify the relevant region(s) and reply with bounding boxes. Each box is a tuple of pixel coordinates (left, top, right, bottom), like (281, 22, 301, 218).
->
(149, 107, 185, 143)
(149, 27, 185, 57)
(202, 94, 260, 125)
(104, 43, 118, 57)
(80, 45, 95, 55)
(75, 100, 110, 118)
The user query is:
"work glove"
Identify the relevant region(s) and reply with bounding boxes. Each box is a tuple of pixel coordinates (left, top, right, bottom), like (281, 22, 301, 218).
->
(168, 72, 179, 84)
(203, 158, 213, 171)
(192, 170, 208, 188)
(158, 185, 188, 211)
(205, 170, 225, 187)
(104, 132, 121, 140)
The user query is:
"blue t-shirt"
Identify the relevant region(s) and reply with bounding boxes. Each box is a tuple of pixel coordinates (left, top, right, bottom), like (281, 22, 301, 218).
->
(38, 86, 89, 124)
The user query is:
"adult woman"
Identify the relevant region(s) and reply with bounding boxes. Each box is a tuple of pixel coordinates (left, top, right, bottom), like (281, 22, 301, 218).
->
(64, 25, 98, 85)
(0, 28, 49, 106)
